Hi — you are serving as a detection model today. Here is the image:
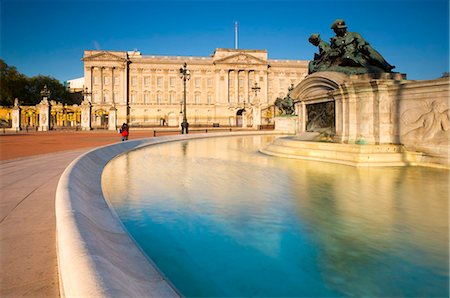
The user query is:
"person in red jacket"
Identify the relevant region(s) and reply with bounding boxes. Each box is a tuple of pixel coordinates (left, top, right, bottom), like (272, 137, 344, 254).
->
(120, 123, 129, 141)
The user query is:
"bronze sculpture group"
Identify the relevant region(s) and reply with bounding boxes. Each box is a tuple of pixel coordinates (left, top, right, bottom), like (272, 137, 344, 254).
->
(308, 19, 395, 75)
(275, 19, 396, 116)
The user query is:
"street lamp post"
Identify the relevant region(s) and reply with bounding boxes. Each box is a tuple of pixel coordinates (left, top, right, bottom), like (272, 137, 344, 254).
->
(179, 62, 191, 134)
(82, 86, 92, 102)
(251, 82, 261, 99)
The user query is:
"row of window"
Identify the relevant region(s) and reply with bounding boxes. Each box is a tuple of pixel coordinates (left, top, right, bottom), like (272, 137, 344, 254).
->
(92, 76, 298, 89)
(93, 76, 215, 88)
(92, 92, 214, 105)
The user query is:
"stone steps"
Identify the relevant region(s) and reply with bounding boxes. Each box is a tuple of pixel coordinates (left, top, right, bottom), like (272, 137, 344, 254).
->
(260, 136, 421, 167)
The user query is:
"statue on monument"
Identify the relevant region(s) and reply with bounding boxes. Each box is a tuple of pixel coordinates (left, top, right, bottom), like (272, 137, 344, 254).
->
(308, 19, 395, 75)
(308, 33, 333, 73)
(274, 84, 296, 115)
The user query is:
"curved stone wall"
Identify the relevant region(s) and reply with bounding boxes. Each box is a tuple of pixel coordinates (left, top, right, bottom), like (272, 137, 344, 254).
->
(55, 132, 278, 297)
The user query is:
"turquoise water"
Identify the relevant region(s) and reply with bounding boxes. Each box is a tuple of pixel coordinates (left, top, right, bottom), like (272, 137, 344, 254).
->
(102, 135, 449, 297)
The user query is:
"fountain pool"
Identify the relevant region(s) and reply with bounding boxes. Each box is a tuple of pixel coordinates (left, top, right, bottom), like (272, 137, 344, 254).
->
(102, 135, 448, 297)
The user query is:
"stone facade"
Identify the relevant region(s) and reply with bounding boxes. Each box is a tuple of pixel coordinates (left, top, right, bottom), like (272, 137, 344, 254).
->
(82, 48, 309, 129)
(289, 72, 449, 167)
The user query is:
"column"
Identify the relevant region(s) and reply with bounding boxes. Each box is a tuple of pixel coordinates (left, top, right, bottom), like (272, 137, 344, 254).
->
(227, 70, 230, 103)
(108, 106, 117, 130)
(245, 70, 249, 103)
(81, 100, 92, 130)
(100, 67, 104, 103)
(38, 98, 51, 131)
(252, 103, 262, 129)
(215, 69, 220, 104)
(334, 96, 343, 142)
(123, 65, 128, 105)
(85, 66, 92, 102)
(111, 67, 115, 105)
(235, 69, 239, 103)
(299, 102, 306, 133)
(11, 103, 21, 131)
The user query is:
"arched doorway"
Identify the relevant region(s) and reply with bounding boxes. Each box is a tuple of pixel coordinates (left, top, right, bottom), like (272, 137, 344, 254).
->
(236, 108, 246, 127)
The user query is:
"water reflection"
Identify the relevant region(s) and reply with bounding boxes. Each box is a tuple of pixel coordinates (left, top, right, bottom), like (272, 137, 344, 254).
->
(102, 135, 449, 297)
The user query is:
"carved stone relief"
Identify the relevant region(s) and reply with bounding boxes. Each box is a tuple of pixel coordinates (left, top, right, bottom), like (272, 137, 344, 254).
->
(401, 100, 449, 145)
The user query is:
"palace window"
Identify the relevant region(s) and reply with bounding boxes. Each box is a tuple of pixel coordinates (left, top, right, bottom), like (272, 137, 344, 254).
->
(169, 93, 175, 104)
(195, 78, 201, 88)
(104, 76, 110, 85)
(94, 77, 99, 85)
(144, 76, 150, 86)
(114, 76, 119, 85)
(195, 94, 201, 104)
(207, 78, 212, 87)
(103, 92, 109, 103)
(207, 94, 212, 104)
(144, 93, 149, 104)
(93, 93, 99, 102)
(131, 76, 137, 86)
(131, 94, 136, 104)
(170, 77, 176, 87)
(157, 77, 163, 87)
(279, 79, 285, 89)
(157, 93, 162, 104)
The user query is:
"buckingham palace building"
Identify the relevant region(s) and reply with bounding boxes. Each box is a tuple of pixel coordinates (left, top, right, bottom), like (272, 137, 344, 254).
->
(80, 48, 309, 129)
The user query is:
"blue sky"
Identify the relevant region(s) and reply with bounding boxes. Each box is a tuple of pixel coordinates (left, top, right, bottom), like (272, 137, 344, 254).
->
(1, 0, 449, 83)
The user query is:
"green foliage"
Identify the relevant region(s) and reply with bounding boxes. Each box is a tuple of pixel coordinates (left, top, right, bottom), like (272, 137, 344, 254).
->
(0, 59, 74, 106)
(0, 59, 29, 106)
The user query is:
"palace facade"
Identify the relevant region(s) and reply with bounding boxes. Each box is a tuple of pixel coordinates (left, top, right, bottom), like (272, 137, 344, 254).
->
(82, 48, 309, 129)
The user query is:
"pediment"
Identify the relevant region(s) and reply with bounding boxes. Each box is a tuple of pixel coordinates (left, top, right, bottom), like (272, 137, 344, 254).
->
(83, 51, 127, 62)
(214, 53, 267, 65)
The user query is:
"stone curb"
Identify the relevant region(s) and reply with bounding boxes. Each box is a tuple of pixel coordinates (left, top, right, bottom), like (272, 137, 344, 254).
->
(55, 131, 279, 297)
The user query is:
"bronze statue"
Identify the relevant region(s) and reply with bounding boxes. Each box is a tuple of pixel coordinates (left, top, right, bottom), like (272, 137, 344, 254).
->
(275, 85, 296, 115)
(309, 19, 395, 75)
(308, 33, 332, 74)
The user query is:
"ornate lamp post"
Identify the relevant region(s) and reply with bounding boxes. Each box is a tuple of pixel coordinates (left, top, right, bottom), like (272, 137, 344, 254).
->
(82, 86, 92, 102)
(251, 82, 261, 100)
(179, 62, 191, 134)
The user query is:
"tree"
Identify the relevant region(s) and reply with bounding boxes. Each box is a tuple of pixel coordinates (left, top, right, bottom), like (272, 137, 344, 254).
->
(0, 59, 74, 106)
(0, 59, 30, 106)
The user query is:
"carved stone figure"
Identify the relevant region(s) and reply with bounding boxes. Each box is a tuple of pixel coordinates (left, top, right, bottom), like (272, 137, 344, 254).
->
(308, 33, 332, 74)
(402, 100, 450, 143)
(309, 19, 395, 75)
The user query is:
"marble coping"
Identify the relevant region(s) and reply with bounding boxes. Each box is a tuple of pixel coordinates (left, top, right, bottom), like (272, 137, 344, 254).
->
(55, 131, 281, 298)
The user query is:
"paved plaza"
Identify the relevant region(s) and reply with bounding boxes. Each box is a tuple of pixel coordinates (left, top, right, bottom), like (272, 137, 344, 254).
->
(0, 129, 165, 297)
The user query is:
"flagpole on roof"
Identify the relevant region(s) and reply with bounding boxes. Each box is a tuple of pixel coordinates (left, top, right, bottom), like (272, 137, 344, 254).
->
(235, 21, 239, 49)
